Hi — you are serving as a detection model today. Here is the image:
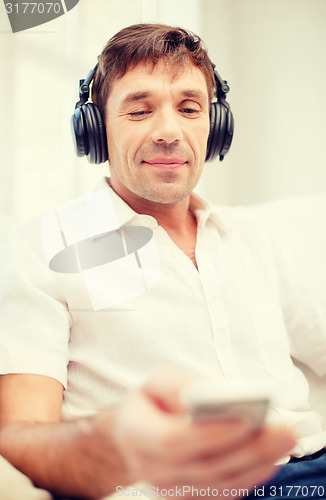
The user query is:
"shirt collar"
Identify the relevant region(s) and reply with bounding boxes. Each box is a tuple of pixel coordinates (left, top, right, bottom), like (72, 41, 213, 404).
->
(98, 177, 140, 227)
(190, 191, 232, 237)
(86, 178, 157, 240)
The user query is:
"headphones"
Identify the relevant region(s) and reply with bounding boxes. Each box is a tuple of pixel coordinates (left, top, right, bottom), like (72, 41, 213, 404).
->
(71, 62, 234, 164)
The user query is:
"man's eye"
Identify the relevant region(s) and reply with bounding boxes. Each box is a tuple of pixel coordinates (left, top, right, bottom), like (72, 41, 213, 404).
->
(129, 110, 151, 118)
(180, 108, 200, 115)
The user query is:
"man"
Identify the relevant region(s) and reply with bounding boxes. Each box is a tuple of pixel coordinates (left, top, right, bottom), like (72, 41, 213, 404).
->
(0, 24, 325, 500)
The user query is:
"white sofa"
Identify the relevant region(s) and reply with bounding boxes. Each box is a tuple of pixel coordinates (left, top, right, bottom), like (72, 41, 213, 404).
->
(0, 194, 325, 499)
(245, 195, 326, 419)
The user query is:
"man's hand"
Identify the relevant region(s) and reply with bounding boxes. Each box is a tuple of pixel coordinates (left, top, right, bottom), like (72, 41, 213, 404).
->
(0, 368, 296, 499)
(111, 367, 296, 498)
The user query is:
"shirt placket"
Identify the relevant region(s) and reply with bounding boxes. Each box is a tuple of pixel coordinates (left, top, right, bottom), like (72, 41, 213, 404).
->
(196, 221, 240, 381)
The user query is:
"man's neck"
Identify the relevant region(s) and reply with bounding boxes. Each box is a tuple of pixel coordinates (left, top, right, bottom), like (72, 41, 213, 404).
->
(108, 178, 196, 238)
(108, 177, 198, 268)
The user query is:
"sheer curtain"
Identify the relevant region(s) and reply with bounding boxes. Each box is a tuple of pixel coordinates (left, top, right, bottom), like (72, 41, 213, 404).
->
(1, 0, 325, 218)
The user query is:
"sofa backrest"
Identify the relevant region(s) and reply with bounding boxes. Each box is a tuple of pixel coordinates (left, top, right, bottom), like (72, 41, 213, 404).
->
(243, 195, 326, 419)
(244, 194, 326, 310)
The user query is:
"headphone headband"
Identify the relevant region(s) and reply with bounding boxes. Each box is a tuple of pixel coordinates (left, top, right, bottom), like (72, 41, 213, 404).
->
(211, 63, 230, 106)
(75, 64, 98, 109)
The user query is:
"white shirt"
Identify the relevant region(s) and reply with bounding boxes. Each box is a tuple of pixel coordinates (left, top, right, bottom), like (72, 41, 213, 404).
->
(0, 177, 326, 458)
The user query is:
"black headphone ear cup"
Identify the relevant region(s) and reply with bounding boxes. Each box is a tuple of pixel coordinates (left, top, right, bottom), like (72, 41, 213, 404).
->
(83, 104, 97, 164)
(71, 104, 108, 164)
(206, 102, 234, 161)
(71, 107, 88, 157)
(220, 108, 234, 158)
(206, 102, 222, 161)
(91, 104, 108, 164)
(214, 103, 227, 159)
(206, 102, 216, 162)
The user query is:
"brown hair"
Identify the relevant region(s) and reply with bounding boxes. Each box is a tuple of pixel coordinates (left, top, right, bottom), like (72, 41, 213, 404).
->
(91, 23, 215, 121)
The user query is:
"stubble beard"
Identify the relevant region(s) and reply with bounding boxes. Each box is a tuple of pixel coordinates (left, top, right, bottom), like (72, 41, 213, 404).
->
(132, 168, 196, 205)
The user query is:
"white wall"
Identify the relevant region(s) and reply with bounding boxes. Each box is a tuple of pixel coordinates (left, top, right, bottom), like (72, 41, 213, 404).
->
(198, 0, 326, 204)
(0, 0, 325, 218)
(143, 0, 202, 34)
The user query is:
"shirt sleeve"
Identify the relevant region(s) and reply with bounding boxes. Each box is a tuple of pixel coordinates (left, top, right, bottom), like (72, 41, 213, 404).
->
(0, 219, 71, 388)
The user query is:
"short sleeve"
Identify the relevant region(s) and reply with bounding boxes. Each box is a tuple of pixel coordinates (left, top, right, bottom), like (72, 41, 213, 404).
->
(0, 219, 71, 388)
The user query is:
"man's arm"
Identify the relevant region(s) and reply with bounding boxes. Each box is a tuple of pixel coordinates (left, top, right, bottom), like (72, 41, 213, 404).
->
(0, 369, 296, 500)
(0, 374, 132, 499)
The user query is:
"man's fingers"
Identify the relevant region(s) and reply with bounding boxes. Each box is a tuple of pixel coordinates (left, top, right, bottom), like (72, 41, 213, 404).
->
(148, 418, 252, 463)
(120, 391, 254, 464)
(113, 368, 296, 491)
(125, 424, 294, 489)
(209, 426, 295, 478)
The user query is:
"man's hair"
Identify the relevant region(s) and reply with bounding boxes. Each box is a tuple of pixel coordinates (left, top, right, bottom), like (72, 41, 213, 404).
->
(91, 23, 215, 121)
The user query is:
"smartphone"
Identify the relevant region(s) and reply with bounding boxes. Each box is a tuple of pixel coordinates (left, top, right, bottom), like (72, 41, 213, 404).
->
(180, 384, 270, 430)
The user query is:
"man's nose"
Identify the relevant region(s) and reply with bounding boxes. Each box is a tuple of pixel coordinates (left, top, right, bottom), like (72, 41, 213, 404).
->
(151, 108, 183, 144)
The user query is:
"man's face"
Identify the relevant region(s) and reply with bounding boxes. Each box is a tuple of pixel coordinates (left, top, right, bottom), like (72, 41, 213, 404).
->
(105, 59, 210, 206)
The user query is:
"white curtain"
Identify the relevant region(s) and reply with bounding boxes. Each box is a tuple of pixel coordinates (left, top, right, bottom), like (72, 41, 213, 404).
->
(0, 0, 145, 217)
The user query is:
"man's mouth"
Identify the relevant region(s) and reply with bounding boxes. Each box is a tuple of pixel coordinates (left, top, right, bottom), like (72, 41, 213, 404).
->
(143, 157, 187, 170)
